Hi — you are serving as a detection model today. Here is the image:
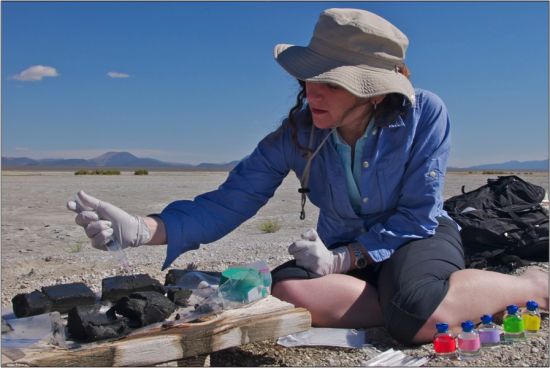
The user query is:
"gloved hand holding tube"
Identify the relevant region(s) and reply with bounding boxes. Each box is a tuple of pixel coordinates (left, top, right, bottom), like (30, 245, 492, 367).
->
(67, 191, 152, 269)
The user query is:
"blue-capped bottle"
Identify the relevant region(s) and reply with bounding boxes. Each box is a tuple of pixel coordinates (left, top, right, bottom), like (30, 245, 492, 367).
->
(523, 300, 541, 335)
(457, 320, 481, 358)
(433, 322, 456, 356)
(478, 314, 501, 346)
(503, 304, 525, 341)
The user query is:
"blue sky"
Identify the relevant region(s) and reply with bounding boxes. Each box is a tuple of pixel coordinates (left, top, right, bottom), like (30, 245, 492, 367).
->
(2, 1, 548, 167)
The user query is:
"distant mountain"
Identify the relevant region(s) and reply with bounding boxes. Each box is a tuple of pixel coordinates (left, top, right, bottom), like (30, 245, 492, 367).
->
(464, 159, 548, 171)
(1, 151, 239, 171)
(2, 157, 41, 166)
(88, 152, 190, 168)
(3, 152, 546, 172)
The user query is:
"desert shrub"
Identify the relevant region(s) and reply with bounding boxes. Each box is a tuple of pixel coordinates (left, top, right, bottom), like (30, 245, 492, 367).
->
(99, 169, 120, 175)
(134, 169, 149, 175)
(482, 170, 507, 175)
(74, 169, 121, 175)
(259, 219, 281, 233)
(67, 242, 83, 253)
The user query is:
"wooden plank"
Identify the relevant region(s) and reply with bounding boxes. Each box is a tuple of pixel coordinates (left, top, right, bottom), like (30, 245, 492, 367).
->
(8, 296, 311, 367)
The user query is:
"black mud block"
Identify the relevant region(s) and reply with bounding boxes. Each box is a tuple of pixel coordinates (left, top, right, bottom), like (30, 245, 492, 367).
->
(67, 304, 129, 342)
(112, 291, 176, 327)
(11, 290, 53, 318)
(41, 282, 97, 314)
(101, 274, 165, 303)
(166, 287, 193, 307)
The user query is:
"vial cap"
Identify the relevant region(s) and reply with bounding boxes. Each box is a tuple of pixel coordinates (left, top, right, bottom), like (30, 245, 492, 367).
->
(526, 300, 538, 311)
(435, 322, 449, 333)
(461, 320, 475, 332)
(481, 314, 493, 324)
(506, 304, 519, 314)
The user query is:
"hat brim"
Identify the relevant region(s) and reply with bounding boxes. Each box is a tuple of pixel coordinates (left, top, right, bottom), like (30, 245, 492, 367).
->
(274, 44, 416, 105)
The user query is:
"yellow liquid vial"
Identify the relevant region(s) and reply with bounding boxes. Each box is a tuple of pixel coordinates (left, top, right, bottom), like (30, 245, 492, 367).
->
(523, 313, 541, 332)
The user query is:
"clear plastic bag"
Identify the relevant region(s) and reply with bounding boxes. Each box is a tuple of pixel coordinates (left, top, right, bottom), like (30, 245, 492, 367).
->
(165, 270, 221, 308)
(170, 271, 221, 290)
(1, 312, 67, 348)
(175, 261, 272, 322)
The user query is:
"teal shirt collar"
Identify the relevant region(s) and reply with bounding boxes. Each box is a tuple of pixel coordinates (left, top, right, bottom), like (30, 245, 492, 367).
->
(332, 119, 375, 214)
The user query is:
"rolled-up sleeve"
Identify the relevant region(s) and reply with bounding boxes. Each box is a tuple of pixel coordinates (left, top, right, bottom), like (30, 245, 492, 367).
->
(357, 91, 452, 263)
(159, 124, 294, 269)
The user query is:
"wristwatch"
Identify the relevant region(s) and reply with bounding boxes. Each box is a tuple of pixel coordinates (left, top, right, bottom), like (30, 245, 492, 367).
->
(349, 242, 368, 269)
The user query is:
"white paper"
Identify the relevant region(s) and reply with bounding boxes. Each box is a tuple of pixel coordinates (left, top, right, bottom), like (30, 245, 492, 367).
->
(363, 348, 430, 366)
(277, 327, 367, 348)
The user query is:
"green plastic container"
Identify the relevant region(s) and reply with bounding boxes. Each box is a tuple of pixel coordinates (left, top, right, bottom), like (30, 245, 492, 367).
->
(219, 267, 263, 303)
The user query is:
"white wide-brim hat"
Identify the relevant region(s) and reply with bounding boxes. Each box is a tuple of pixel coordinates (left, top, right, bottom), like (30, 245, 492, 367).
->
(274, 8, 416, 105)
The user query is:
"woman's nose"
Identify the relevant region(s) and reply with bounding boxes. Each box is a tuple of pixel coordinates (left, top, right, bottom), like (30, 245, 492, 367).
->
(305, 82, 324, 101)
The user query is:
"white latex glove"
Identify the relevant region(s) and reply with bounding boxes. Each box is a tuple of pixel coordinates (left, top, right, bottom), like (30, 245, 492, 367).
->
(288, 228, 351, 275)
(66, 191, 151, 251)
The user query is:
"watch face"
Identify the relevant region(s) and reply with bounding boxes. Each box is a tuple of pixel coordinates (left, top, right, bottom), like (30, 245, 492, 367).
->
(356, 257, 367, 268)
(352, 246, 367, 269)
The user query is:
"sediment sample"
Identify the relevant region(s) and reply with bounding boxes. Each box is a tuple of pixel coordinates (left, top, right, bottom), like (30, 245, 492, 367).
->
(112, 291, 176, 327)
(166, 287, 193, 306)
(164, 269, 221, 286)
(41, 282, 97, 314)
(102, 274, 165, 303)
(67, 305, 129, 342)
(11, 290, 53, 318)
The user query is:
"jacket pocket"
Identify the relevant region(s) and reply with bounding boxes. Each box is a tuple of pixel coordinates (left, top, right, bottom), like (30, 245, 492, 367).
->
(377, 151, 407, 210)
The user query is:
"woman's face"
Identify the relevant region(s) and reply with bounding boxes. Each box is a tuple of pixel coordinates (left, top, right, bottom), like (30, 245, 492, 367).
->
(305, 81, 370, 130)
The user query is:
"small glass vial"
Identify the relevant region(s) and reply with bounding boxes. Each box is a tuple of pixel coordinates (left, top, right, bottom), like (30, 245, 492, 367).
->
(457, 320, 481, 358)
(478, 314, 501, 346)
(433, 322, 456, 356)
(523, 300, 541, 335)
(503, 304, 525, 341)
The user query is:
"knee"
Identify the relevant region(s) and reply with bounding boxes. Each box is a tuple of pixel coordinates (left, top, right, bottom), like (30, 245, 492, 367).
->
(381, 279, 449, 346)
(271, 279, 309, 308)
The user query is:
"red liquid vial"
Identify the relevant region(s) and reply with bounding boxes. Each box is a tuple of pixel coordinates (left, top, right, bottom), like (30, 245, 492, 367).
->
(433, 323, 456, 356)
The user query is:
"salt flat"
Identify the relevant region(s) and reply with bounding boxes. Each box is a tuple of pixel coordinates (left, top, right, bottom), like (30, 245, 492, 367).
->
(1, 170, 548, 366)
(1, 170, 547, 304)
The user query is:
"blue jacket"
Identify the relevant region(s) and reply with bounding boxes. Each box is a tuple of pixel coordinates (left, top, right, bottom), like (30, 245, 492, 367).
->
(159, 89, 455, 270)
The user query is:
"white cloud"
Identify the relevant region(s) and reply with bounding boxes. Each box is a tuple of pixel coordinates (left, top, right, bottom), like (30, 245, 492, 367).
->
(107, 71, 130, 78)
(10, 65, 59, 81)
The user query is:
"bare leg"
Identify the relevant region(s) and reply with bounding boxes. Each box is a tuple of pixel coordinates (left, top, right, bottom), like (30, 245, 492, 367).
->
(412, 267, 549, 343)
(272, 274, 384, 328)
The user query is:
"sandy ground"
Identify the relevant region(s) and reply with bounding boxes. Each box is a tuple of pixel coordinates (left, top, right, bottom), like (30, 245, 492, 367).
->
(1, 170, 548, 366)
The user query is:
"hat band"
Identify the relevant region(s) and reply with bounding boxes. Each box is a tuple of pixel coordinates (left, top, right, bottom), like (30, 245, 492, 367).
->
(309, 36, 402, 71)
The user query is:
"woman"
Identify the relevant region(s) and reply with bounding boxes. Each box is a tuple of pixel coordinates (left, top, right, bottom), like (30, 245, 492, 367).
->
(69, 8, 548, 345)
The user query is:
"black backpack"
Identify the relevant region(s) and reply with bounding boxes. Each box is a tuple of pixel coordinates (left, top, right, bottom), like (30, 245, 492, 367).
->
(443, 175, 549, 270)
